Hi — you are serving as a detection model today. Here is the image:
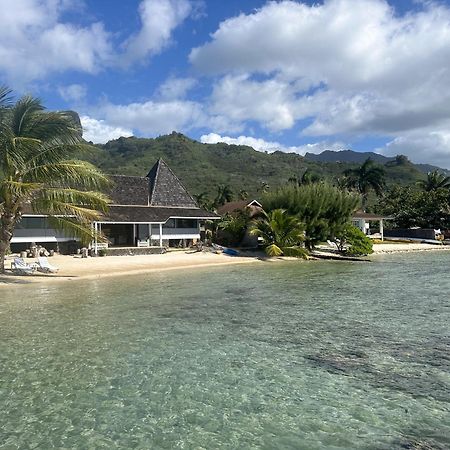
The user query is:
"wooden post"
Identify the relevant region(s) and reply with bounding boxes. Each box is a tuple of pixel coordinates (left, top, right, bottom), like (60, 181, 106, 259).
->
(159, 223, 163, 248)
(94, 222, 98, 254)
(380, 219, 384, 241)
(148, 223, 151, 246)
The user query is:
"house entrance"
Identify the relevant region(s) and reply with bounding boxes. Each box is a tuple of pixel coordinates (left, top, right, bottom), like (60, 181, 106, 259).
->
(101, 224, 134, 246)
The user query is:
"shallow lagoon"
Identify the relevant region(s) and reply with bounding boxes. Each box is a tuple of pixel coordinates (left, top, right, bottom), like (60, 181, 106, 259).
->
(0, 252, 449, 449)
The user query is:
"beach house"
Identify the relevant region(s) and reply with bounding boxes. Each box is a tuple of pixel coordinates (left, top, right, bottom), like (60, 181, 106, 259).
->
(11, 159, 219, 253)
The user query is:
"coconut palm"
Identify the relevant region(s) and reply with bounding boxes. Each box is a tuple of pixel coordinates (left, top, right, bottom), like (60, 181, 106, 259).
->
(238, 189, 248, 200)
(215, 184, 233, 206)
(343, 158, 385, 209)
(0, 88, 110, 273)
(193, 191, 211, 210)
(249, 209, 308, 258)
(417, 170, 450, 192)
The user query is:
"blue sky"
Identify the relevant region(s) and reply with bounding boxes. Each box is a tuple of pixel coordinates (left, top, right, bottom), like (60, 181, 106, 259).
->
(2, 0, 450, 167)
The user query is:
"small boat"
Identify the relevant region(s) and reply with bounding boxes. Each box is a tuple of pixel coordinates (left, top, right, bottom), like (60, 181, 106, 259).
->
(223, 247, 240, 256)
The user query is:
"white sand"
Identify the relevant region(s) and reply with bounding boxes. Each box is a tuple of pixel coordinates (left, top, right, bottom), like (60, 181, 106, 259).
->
(372, 242, 450, 254)
(0, 251, 260, 286)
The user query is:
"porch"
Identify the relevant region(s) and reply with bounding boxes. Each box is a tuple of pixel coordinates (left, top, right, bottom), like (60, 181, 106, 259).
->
(92, 219, 200, 253)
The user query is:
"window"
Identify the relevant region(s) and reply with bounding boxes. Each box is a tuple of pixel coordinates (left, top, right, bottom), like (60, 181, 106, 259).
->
(176, 219, 196, 228)
(16, 217, 49, 229)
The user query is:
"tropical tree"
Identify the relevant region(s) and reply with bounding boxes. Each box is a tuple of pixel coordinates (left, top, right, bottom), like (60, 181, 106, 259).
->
(250, 209, 308, 258)
(332, 224, 373, 256)
(343, 158, 385, 209)
(217, 210, 251, 246)
(376, 185, 450, 229)
(257, 181, 270, 194)
(300, 169, 321, 185)
(262, 183, 359, 250)
(238, 189, 248, 200)
(193, 191, 213, 210)
(214, 184, 233, 206)
(417, 170, 450, 192)
(0, 88, 110, 273)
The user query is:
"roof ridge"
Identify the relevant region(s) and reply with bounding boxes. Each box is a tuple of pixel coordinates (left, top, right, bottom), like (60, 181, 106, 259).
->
(155, 159, 199, 207)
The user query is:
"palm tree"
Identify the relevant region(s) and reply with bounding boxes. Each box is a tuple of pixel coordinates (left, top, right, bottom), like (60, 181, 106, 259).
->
(215, 184, 233, 206)
(193, 191, 211, 210)
(257, 181, 270, 193)
(343, 158, 385, 209)
(0, 88, 110, 273)
(249, 209, 308, 258)
(238, 189, 248, 200)
(417, 170, 450, 192)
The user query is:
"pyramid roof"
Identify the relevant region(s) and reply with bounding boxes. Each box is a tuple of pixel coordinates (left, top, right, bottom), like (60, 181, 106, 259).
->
(147, 159, 198, 208)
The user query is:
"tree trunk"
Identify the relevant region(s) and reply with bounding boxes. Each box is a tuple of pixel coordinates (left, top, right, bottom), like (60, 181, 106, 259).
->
(0, 211, 15, 274)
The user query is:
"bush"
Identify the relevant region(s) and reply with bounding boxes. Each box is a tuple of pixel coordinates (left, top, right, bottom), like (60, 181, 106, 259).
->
(98, 248, 108, 257)
(333, 224, 373, 256)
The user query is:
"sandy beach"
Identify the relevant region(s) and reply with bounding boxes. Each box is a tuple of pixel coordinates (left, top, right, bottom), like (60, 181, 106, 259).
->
(0, 251, 261, 286)
(1, 242, 449, 286)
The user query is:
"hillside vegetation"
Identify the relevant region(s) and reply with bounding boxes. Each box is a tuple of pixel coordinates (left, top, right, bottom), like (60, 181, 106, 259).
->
(86, 132, 429, 198)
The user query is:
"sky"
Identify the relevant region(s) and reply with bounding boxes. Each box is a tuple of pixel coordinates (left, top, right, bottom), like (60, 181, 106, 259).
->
(2, 0, 450, 168)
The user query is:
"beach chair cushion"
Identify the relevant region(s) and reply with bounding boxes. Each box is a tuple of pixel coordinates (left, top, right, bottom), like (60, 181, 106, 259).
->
(11, 258, 36, 275)
(37, 257, 59, 273)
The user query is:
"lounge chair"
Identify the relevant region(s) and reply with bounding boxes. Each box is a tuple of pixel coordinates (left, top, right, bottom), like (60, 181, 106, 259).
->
(37, 256, 59, 273)
(11, 258, 37, 276)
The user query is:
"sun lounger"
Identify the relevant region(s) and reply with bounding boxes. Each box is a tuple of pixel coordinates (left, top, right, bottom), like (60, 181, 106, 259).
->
(37, 256, 59, 273)
(11, 258, 36, 275)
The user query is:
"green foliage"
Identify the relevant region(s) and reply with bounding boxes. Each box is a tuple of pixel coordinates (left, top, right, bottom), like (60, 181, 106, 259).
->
(250, 209, 308, 258)
(83, 133, 431, 207)
(343, 158, 385, 208)
(217, 211, 251, 246)
(416, 170, 450, 192)
(262, 183, 359, 249)
(333, 224, 373, 256)
(215, 184, 234, 207)
(0, 87, 110, 272)
(376, 185, 450, 229)
(98, 248, 108, 257)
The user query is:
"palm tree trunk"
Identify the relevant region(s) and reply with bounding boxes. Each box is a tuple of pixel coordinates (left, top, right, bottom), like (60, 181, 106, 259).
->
(0, 211, 15, 274)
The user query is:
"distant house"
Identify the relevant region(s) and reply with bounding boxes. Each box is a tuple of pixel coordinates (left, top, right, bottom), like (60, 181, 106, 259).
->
(352, 210, 390, 240)
(217, 199, 263, 217)
(11, 159, 220, 253)
(217, 199, 263, 247)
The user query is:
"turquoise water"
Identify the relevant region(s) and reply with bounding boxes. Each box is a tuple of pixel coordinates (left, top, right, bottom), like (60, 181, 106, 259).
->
(0, 252, 449, 449)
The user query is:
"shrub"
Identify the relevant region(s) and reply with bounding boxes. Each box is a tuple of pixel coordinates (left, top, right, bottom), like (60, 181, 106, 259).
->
(333, 224, 373, 256)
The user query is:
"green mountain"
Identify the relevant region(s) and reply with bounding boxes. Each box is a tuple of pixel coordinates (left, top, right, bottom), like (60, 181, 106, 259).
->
(85, 132, 431, 198)
(304, 149, 448, 174)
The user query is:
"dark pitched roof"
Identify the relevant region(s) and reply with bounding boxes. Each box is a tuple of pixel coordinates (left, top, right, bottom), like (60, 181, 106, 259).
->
(102, 206, 219, 223)
(217, 199, 263, 217)
(108, 175, 149, 206)
(147, 159, 198, 208)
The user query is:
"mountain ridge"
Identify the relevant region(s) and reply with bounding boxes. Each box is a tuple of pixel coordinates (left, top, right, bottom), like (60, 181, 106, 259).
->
(84, 132, 445, 197)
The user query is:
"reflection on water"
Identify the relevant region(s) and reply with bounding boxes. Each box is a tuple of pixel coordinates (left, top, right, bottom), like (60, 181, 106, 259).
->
(1, 252, 449, 449)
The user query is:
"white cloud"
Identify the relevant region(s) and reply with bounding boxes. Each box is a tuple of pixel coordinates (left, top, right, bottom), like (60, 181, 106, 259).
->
(200, 133, 345, 155)
(122, 0, 192, 65)
(190, 0, 450, 146)
(379, 128, 450, 170)
(156, 76, 197, 100)
(210, 74, 299, 132)
(80, 116, 133, 143)
(98, 99, 205, 136)
(0, 0, 193, 85)
(0, 0, 112, 85)
(58, 84, 87, 102)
